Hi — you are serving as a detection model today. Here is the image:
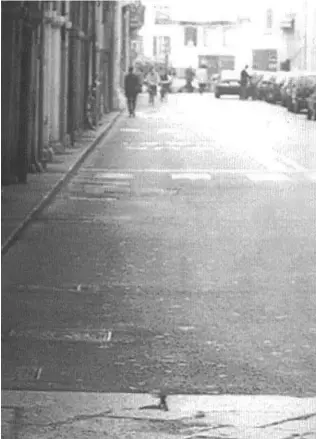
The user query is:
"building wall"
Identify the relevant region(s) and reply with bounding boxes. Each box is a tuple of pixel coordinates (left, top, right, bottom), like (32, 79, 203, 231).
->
(249, 0, 316, 71)
(1, 0, 133, 185)
(141, 3, 243, 70)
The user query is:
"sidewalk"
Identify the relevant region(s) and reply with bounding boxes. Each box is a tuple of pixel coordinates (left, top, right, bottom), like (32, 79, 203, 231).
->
(1, 111, 121, 255)
(1, 391, 316, 438)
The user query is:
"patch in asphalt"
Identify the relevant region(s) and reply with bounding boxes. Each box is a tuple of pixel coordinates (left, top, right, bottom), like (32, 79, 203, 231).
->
(10, 366, 43, 382)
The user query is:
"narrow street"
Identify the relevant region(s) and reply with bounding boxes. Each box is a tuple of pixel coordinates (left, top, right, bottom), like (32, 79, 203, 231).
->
(2, 94, 316, 399)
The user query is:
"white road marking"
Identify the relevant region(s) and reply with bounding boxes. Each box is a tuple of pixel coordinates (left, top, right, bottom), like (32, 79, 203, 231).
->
(95, 173, 134, 180)
(102, 181, 132, 187)
(166, 141, 188, 146)
(277, 154, 307, 172)
(171, 173, 212, 181)
(309, 173, 316, 181)
(120, 128, 141, 133)
(253, 155, 289, 173)
(157, 128, 182, 134)
(95, 168, 288, 174)
(246, 173, 291, 182)
(124, 144, 214, 151)
(67, 196, 116, 202)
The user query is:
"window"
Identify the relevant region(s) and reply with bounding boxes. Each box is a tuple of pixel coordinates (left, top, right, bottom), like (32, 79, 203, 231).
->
(153, 36, 171, 57)
(266, 8, 273, 29)
(184, 26, 197, 46)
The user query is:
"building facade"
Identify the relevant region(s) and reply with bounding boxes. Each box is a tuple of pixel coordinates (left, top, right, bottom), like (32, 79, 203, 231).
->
(250, 0, 316, 71)
(2, 0, 142, 186)
(140, 1, 269, 77)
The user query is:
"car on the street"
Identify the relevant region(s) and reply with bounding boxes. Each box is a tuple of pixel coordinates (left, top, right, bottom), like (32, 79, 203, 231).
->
(280, 73, 297, 107)
(256, 72, 276, 101)
(169, 76, 186, 93)
(307, 87, 316, 120)
(264, 72, 290, 104)
(214, 70, 241, 98)
(287, 72, 316, 113)
(170, 76, 199, 93)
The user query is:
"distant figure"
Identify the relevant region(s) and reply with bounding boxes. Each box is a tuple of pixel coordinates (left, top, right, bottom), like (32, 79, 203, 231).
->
(145, 67, 160, 105)
(159, 68, 171, 101)
(240, 65, 251, 100)
(196, 64, 208, 94)
(124, 66, 140, 117)
(185, 66, 195, 93)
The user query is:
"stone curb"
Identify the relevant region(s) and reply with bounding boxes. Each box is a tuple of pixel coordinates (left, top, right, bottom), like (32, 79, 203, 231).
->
(1, 112, 122, 255)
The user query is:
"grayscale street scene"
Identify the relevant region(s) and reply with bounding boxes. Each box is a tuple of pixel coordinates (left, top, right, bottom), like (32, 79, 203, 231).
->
(2, 1, 316, 438)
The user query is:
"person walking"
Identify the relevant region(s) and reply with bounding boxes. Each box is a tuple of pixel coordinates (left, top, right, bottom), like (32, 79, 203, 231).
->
(240, 65, 251, 100)
(185, 66, 195, 93)
(124, 66, 141, 117)
(196, 64, 208, 94)
(159, 69, 171, 102)
(145, 67, 160, 105)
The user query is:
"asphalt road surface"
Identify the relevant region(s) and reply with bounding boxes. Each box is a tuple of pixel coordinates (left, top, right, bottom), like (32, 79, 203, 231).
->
(2, 93, 316, 397)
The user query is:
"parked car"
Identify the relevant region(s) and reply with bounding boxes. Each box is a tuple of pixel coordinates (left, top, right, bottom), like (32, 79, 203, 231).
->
(214, 71, 241, 98)
(280, 73, 296, 107)
(256, 72, 276, 101)
(264, 72, 290, 104)
(170, 77, 186, 93)
(170, 76, 199, 93)
(307, 87, 316, 120)
(287, 72, 316, 113)
(249, 71, 265, 100)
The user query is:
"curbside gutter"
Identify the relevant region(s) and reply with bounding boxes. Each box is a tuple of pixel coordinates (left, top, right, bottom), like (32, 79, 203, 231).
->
(1, 111, 122, 256)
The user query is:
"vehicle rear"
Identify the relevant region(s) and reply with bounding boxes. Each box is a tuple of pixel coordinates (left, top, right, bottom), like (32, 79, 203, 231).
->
(266, 72, 288, 103)
(292, 73, 316, 113)
(215, 71, 240, 98)
(281, 73, 297, 107)
(257, 72, 275, 101)
(307, 87, 316, 120)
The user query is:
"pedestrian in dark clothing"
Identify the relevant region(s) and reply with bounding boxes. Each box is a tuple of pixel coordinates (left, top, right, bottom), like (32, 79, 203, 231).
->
(240, 65, 251, 100)
(124, 66, 140, 117)
(185, 66, 195, 93)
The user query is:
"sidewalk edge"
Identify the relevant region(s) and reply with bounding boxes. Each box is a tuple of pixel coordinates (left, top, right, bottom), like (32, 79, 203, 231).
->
(1, 111, 122, 255)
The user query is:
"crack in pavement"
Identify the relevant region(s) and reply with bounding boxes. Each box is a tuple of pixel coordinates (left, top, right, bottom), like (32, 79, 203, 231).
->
(258, 412, 316, 428)
(22, 410, 112, 429)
